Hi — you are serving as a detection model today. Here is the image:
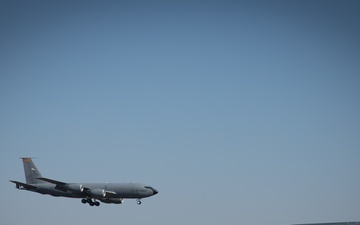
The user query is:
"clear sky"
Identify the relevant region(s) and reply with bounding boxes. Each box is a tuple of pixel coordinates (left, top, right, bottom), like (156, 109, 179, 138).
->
(1, 1, 359, 225)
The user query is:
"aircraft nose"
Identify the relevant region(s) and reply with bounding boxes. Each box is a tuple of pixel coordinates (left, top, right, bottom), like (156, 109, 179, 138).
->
(153, 189, 158, 195)
(145, 186, 158, 195)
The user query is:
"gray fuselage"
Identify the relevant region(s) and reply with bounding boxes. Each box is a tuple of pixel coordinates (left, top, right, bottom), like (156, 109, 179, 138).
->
(31, 182, 155, 199)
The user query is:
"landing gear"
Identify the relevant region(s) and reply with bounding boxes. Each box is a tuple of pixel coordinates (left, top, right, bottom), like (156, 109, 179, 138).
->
(136, 199, 142, 205)
(81, 198, 100, 206)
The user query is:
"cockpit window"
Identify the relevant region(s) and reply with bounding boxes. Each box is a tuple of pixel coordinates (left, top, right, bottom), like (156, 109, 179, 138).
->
(144, 186, 158, 193)
(145, 186, 154, 191)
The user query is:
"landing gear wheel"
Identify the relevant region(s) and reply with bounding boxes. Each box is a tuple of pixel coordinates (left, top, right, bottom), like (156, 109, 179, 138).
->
(94, 201, 100, 206)
(137, 199, 142, 205)
(89, 202, 94, 206)
(81, 199, 87, 204)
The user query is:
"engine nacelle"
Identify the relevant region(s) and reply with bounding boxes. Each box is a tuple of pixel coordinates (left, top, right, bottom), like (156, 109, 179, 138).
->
(99, 198, 124, 204)
(89, 189, 106, 198)
(67, 184, 84, 193)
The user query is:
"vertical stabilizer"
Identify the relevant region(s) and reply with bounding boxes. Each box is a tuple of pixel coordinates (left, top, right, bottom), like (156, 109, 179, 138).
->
(21, 158, 45, 184)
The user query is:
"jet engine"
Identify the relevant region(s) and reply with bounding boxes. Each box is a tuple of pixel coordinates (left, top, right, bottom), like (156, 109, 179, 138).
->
(99, 198, 124, 204)
(89, 189, 106, 198)
(67, 184, 84, 193)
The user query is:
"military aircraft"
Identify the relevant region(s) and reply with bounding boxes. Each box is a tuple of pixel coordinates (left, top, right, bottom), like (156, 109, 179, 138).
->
(10, 158, 158, 206)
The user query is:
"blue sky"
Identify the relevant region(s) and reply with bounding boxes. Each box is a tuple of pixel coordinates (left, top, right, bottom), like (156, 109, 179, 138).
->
(1, 1, 359, 225)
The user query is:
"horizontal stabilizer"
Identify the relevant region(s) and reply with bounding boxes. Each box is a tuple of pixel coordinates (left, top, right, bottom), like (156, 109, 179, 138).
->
(10, 180, 37, 190)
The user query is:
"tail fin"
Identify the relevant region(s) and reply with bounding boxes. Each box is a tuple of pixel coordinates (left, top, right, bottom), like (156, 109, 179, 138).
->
(21, 158, 45, 184)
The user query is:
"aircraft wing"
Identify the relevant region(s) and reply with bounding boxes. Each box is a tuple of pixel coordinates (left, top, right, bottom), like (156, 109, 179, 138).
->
(10, 180, 37, 190)
(37, 177, 71, 192)
(37, 177, 67, 185)
(38, 177, 117, 197)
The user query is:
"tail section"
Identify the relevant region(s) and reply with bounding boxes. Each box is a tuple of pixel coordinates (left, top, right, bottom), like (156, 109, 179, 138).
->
(21, 158, 45, 184)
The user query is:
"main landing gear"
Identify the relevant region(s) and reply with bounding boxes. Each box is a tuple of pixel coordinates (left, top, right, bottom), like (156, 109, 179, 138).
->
(82, 198, 100, 206)
(81, 198, 143, 206)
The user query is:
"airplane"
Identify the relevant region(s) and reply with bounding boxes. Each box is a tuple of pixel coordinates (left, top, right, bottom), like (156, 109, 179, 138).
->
(10, 158, 158, 206)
